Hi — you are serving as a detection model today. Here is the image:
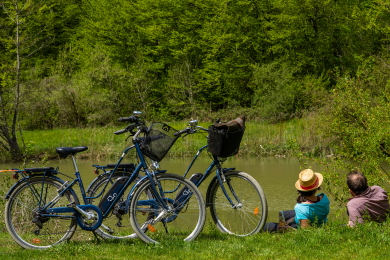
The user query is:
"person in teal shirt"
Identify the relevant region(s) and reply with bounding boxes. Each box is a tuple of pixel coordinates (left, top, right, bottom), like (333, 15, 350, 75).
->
(263, 169, 330, 232)
(294, 169, 330, 228)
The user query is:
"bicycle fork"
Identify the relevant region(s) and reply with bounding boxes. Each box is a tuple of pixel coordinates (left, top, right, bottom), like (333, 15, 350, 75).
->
(216, 168, 242, 208)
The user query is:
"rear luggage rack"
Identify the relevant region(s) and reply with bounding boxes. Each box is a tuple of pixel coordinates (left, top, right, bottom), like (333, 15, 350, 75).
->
(23, 167, 57, 174)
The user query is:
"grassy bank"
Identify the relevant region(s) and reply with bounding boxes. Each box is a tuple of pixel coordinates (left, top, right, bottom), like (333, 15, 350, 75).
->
(0, 220, 389, 259)
(0, 118, 332, 162)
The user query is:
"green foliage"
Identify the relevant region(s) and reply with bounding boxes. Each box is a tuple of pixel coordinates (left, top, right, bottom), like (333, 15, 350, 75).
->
(250, 62, 329, 121)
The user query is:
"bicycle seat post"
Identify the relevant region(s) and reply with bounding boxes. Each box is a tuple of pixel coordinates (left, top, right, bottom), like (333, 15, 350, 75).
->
(71, 155, 79, 174)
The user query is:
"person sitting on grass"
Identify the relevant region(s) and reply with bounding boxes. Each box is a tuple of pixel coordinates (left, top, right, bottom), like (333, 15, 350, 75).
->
(346, 170, 390, 227)
(263, 169, 330, 232)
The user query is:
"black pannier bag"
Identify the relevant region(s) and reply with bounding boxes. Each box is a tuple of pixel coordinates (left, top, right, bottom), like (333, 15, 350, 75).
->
(207, 116, 246, 158)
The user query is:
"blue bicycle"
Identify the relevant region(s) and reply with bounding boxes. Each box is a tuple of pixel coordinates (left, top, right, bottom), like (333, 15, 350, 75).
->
(172, 120, 268, 236)
(3, 114, 206, 248)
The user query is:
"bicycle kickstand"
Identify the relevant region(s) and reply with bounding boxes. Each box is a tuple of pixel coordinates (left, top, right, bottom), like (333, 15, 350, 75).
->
(91, 231, 101, 244)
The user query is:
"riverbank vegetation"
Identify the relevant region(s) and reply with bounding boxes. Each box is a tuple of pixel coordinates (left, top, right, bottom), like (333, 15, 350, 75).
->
(0, 117, 332, 162)
(1, 220, 390, 259)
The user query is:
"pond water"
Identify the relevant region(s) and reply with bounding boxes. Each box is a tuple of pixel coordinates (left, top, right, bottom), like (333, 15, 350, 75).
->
(0, 156, 339, 222)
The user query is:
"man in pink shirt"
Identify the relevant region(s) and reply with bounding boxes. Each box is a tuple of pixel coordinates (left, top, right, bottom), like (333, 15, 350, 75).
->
(347, 170, 390, 227)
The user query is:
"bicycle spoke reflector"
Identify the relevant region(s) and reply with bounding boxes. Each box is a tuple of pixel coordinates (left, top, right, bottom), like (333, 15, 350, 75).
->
(32, 238, 41, 244)
(147, 224, 156, 233)
(254, 207, 259, 216)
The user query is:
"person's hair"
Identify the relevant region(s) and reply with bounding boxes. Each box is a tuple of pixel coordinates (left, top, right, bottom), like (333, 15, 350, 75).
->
(296, 187, 321, 203)
(347, 170, 368, 195)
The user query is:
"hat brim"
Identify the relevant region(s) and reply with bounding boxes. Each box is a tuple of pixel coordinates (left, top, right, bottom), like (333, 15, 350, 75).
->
(295, 172, 323, 192)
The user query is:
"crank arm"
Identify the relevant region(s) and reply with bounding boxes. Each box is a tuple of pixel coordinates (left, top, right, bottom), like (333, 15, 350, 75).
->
(46, 205, 95, 219)
(140, 210, 167, 230)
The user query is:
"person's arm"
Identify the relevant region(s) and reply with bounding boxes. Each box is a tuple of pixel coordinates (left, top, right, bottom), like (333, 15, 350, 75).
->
(347, 206, 364, 227)
(299, 219, 310, 229)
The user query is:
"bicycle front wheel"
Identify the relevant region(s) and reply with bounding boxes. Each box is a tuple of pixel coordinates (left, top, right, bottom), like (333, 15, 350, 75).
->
(130, 173, 206, 244)
(5, 177, 78, 249)
(208, 171, 267, 236)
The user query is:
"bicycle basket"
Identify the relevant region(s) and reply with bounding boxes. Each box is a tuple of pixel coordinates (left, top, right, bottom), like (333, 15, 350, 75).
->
(140, 122, 179, 162)
(207, 126, 245, 158)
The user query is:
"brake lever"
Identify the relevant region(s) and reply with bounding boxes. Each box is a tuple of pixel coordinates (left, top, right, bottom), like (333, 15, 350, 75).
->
(181, 128, 196, 139)
(181, 133, 191, 139)
(129, 127, 137, 136)
(125, 134, 132, 142)
(125, 124, 138, 136)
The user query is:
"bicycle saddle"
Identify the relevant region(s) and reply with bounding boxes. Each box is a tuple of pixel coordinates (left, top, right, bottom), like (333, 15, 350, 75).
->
(56, 146, 88, 158)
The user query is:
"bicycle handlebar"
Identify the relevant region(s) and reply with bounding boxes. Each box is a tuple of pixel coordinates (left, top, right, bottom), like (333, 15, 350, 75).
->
(174, 128, 189, 137)
(114, 128, 128, 135)
(114, 123, 146, 136)
(118, 115, 138, 123)
(174, 126, 209, 137)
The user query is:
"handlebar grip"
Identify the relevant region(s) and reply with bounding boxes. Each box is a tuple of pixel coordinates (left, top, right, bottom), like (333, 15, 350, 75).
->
(118, 116, 137, 123)
(114, 129, 127, 135)
(174, 129, 188, 137)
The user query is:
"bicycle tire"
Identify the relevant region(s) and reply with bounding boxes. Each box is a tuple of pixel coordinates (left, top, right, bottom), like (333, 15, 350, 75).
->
(130, 173, 206, 244)
(208, 171, 267, 236)
(5, 177, 78, 249)
(86, 172, 140, 239)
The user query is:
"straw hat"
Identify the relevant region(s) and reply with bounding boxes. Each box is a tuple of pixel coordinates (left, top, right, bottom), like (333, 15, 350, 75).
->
(295, 169, 323, 192)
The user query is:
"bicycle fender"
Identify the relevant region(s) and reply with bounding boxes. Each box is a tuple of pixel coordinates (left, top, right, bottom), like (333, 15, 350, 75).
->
(5, 174, 79, 204)
(86, 173, 108, 193)
(205, 176, 219, 207)
(155, 170, 167, 174)
(124, 175, 150, 214)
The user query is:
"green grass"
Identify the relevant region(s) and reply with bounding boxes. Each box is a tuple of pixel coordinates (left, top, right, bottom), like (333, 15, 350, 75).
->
(0, 221, 390, 259)
(0, 118, 332, 162)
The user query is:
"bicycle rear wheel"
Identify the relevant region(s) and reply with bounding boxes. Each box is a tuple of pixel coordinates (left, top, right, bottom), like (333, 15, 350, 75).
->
(130, 173, 206, 244)
(5, 177, 78, 249)
(208, 171, 267, 236)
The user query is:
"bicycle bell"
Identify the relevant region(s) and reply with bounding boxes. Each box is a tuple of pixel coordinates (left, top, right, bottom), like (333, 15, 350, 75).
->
(189, 120, 198, 126)
(133, 111, 142, 117)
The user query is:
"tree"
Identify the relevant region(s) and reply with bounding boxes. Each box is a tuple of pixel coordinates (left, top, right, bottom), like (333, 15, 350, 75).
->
(0, 0, 53, 159)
